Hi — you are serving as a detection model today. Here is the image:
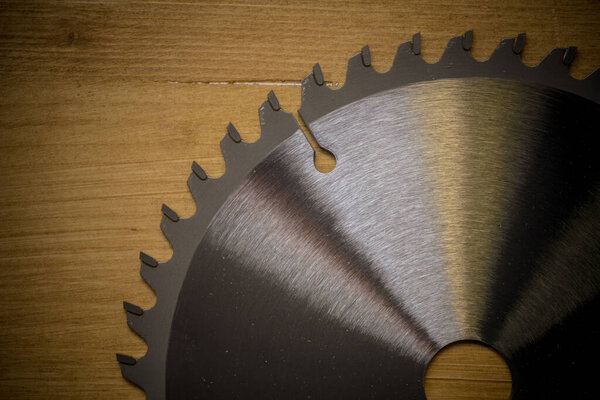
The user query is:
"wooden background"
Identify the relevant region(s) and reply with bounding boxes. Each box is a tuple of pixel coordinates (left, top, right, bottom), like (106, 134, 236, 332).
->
(1, 1, 598, 399)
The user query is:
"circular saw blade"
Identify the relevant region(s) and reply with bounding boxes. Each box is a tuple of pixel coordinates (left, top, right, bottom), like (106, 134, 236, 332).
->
(118, 32, 600, 399)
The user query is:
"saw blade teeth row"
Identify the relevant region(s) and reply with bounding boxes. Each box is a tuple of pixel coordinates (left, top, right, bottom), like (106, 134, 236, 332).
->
(298, 30, 599, 127)
(118, 92, 301, 396)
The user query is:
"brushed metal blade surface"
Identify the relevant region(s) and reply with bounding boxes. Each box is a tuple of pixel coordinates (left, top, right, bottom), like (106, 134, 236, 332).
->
(166, 78, 600, 399)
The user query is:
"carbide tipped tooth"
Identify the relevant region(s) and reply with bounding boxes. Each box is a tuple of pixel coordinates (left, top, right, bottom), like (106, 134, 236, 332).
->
(259, 97, 301, 145)
(346, 46, 374, 83)
(299, 63, 329, 120)
(312, 63, 324, 86)
(191, 161, 207, 180)
(346, 51, 367, 80)
(139, 251, 158, 268)
(220, 122, 247, 170)
(126, 314, 144, 337)
(513, 33, 526, 54)
(412, 33, 421, 55)
(117, 355, 146, 389)
(440, 31, 475, 62)
(538, 48, 572, 71)
(161, 204, 179, 222)
(186, 171, 203, 206)
(562, 46, 577, 65)
(123, 301, 144, 316)
(462, 30, 473, 51)
(392, 35, 424, 69)
(140, 259, 162, 291)
(361, 45, 371, 67)
(489, 37, 524, 63)
(226, 122, 241, 143)
(160, 206, 180, 249)
(124, 303, 146, 337)
(116, 353, 137, 366)
(267, 90, 281, 111)
(258, 96, 281, 133)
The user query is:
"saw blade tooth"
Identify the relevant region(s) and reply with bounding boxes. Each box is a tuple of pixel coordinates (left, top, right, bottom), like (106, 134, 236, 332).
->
(138, 250, 164, 294)
(160, 205, 181, 255)
(391, 34, 426, 72)
(258, 96, 280, 130)
(299, 64, 332, 121)
(117, 354, 146, 390)
(299, 63, 328, 109)
(536, 47, 574, 73)
(187, 160, 212, 207)
(139, 258, 163, 294)
(219, 122, 259, 180)
(124, 302, 148, 338)
(220, 122, 244, 167)
(186, 168, 206, 207)
(392, 35, 426, 70)
(226, 122, 242, 143)
(312, 63, 325, 86)
(266, 90, 281, 111)
(258, 92, 305, 145)
(489, 38, 515, 57)
(487, 37, 526, 67)
(345, 46, 375, 85)
(439, 30, 477, 64)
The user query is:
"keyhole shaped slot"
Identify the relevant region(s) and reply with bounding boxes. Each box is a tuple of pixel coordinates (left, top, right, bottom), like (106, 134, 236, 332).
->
(294, 113, 337, 173)
(313, 146, 336, 173)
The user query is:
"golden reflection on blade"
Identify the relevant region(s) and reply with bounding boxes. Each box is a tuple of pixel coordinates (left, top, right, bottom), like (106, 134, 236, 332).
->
(413, 79, 539, 337)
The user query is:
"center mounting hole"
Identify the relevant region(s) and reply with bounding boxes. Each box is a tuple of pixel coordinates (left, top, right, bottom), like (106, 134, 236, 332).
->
(424, 341, 512, 400)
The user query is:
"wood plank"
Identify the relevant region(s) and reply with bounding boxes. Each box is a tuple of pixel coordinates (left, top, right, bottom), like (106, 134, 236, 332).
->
(1, 1, 599, 82)
(1, 1, 598, 399)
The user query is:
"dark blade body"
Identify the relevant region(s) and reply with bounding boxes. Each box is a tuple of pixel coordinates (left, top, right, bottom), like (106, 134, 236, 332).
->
(166, 79, 600, 399)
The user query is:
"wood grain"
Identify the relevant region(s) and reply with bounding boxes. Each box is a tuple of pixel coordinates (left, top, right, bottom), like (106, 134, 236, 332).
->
(0, 1, 598, 399)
